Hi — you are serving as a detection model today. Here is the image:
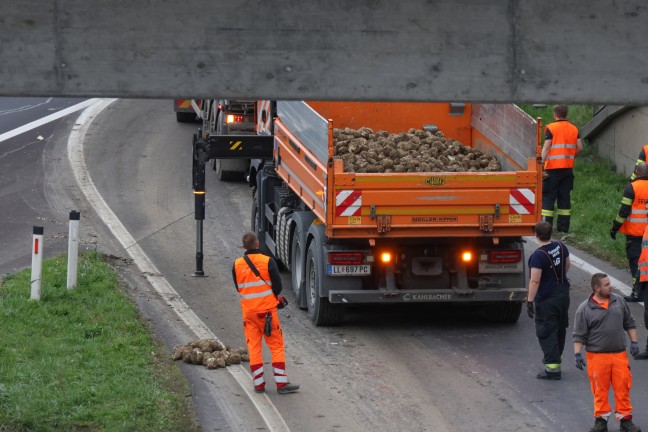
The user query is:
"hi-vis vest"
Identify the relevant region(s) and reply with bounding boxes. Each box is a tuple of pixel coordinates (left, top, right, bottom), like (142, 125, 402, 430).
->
(544, 121, 579, 170)
(620, 180, 648, 236)
(639, 226, 648, 282)
(234, 253, 277, 312)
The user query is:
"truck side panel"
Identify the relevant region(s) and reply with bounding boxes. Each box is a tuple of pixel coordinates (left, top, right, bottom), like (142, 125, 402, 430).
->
(471, 104, 538, 171)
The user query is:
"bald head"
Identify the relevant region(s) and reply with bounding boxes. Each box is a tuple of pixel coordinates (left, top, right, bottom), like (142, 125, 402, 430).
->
(636, 162, 648, 178)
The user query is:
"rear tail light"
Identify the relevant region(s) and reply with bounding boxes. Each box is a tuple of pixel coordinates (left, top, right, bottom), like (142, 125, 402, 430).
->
(488, 250, 522, 263)
(329, 252, 364, 265)
(226, 114, 244, 123)
(380, 252, 392, 263)
(461, 251, 473, 263)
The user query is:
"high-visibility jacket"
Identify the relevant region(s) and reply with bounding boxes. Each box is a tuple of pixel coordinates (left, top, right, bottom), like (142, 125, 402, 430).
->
(619, 180, 648, 236)
(234, 253, 277, 312)
(544, 120, 579, 170)
(638, 225, 648, 282)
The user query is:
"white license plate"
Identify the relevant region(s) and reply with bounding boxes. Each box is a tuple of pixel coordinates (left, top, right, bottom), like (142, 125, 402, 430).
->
(327, 264, 371, 276)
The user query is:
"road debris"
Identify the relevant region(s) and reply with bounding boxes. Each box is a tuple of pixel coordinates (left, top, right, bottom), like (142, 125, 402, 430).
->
(171, 338, 249, 369)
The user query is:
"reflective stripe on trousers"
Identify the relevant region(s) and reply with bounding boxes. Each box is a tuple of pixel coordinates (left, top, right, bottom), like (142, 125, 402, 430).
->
(243, 308, 287, 388)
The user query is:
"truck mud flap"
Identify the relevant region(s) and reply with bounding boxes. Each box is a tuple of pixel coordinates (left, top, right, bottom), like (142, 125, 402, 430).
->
(329, 288, 527, 304)
(207, 135, 273, 159)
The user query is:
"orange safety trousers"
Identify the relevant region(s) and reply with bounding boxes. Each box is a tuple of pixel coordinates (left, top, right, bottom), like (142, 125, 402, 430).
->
(586, 351, 633, 420)
(243, 308, 288, 391)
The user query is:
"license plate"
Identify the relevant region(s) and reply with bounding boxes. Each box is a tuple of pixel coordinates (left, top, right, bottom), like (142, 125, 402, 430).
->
(327, 264, 371, 276)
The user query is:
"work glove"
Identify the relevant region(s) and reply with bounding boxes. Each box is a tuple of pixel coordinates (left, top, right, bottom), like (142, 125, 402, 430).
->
(277, 295, 288, 309)
(575, 353, 586, 370)
(526, 301, 535, 319)
(610, 221, 622, 240)
(630, 341, 640, 357)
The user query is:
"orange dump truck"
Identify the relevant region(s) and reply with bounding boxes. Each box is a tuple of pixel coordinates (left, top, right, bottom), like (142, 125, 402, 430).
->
(249, 101, 542, 325)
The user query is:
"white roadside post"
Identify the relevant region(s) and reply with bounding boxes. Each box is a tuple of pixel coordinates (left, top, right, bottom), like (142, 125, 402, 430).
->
(67, 210, 80, 289)
(30, 226, 44, 300)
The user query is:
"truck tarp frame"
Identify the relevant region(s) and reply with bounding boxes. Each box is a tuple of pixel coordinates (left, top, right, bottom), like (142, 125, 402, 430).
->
(2, 0, 648, 104)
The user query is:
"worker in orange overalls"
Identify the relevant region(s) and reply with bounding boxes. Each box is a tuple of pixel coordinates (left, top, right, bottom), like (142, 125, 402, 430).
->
(541, 104, 583, 233)
(610, 162, 648, 303)
(573, 273, 641, 432)
(232, 231, 299, 394)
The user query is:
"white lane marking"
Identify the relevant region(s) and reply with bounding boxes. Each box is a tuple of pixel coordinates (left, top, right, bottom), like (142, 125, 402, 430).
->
(0, 98, 100, 143)
(0, 97, 53, 116)
(67, 99, 290, 432)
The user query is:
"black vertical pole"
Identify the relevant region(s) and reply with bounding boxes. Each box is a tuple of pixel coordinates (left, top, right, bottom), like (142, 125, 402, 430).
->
(192, 132, 207, 277)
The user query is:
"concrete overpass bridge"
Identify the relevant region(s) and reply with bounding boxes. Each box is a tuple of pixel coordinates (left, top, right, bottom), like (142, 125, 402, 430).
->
(2, 0, 648, 103)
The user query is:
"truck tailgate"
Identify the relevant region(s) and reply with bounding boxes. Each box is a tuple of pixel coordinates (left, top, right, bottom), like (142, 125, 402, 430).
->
(327, 160, 540, 238)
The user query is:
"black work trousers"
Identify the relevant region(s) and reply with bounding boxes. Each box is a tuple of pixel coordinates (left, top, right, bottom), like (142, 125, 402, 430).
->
(641, 282, 648, 329)
(534, 283, 570, 371)
(626, 235, 642, 288)
(542, 168, 574, 233)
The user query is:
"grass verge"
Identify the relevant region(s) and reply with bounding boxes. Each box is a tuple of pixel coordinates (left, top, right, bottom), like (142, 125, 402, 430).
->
(0, 252, 200, 432)
(518, 104, 628, 269)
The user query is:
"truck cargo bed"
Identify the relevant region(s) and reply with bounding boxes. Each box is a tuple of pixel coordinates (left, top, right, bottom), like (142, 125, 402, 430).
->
(273, 101, 541, 239)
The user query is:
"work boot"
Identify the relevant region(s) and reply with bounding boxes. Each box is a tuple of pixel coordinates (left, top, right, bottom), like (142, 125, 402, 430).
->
(589, 417, 608, 432)
(536, 370, 561, 380)
(624, 292, 640, 302)
(620, 419, 641, 432)
(277, 383, 299, 394)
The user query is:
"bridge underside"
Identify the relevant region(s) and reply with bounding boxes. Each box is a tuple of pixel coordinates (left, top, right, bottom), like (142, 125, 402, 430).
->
(2, 0, 648, 103)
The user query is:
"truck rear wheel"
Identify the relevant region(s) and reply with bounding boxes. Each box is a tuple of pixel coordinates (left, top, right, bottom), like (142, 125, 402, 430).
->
(251, 193, 260, 237)
(290, 231, 307, 310)
(306, 241, 344, 326)
(484, 302, 522, 323)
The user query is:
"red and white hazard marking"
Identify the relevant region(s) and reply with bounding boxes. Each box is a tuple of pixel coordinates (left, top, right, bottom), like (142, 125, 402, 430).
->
(509, 188, 535, 214)
(336, 190, 362, 216)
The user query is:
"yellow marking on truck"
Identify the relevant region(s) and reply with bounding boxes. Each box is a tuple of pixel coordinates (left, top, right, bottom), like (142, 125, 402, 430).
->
(425, 177, 445, 186)
(229, 140, 243, 150)
(348, 216, 361, 225)
(509, 214, 522, 223)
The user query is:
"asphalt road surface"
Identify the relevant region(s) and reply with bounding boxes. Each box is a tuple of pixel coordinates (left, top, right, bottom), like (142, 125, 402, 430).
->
(1, 98, 646, 432)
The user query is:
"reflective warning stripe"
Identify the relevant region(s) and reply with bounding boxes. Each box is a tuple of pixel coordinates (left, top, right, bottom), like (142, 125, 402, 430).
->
(177, 99, 192, 109)
(546, 154, 575, 160)
(240, 289, 274, 300)
(509, 188, 535, 215)
(336, 190, 362, 217)
(238, 280, 272, 289)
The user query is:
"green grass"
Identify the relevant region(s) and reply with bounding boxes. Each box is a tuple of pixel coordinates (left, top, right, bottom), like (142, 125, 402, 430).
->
(570, 144, 628, 268)
(517, 104, 594, 129)
(517, 104, 628, 269)
(0, 252, 199, 432)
